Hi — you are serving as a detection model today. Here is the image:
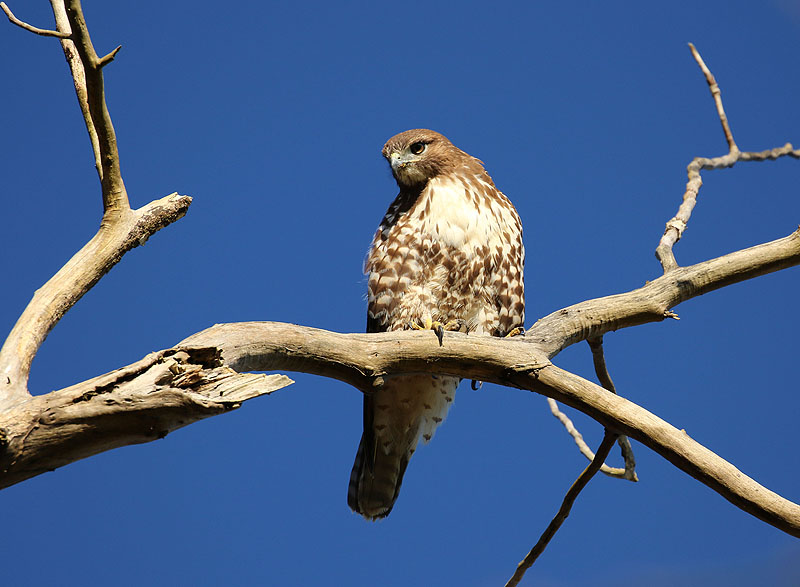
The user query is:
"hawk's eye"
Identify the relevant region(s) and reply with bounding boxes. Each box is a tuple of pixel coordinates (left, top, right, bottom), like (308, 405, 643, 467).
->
(409, 142, 426, 155)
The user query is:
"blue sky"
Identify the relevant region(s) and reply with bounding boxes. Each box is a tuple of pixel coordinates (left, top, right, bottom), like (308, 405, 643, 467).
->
(1, 1, 799, 585)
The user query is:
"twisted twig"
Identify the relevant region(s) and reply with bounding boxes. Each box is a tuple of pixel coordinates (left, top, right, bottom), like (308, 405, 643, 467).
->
(655, 44, 800, 272)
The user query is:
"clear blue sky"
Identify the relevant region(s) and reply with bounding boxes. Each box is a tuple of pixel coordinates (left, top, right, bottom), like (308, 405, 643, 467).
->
(2, 1, 799, 585)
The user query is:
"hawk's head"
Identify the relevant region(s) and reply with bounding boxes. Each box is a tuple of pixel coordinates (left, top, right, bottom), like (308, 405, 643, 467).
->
(382, 129, 466, 189)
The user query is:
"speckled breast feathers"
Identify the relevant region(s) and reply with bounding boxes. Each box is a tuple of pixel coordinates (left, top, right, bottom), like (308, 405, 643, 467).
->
(348, 129, 525, 520)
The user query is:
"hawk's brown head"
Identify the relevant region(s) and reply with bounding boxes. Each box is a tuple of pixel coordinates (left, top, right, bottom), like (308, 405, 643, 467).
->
(382, 129, 468, 189)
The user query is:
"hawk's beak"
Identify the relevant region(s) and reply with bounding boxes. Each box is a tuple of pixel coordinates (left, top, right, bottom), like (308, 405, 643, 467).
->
(389, 151, 404, 170)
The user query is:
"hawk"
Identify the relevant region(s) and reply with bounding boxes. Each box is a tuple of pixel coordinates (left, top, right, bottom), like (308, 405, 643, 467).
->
(348, 129, 525, 520)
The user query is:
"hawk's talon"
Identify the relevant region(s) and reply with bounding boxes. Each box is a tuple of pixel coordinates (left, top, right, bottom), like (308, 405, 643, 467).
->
(433, 323, 445, 346)
(408, 317, 466, 346)
(505, 326, 525, 338)
(471, 380, 483, 390)
(408, 317, 432, 331)
(443, 318, 468, 333)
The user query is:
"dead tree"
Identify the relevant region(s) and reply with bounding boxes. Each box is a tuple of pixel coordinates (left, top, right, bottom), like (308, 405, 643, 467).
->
(1, 2, 797, 584)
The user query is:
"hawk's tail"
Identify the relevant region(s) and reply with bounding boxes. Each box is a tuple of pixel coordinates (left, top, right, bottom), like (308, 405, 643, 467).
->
(347, 434, 411, 521)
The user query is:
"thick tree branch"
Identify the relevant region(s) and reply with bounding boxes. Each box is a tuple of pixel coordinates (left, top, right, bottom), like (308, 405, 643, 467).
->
(179, 320, 800, 537)
(176, 225, 800, 539)
(4, 321, 798, 535)
(0, 193, 191, 409)
(0, 347, 293, 489)
(528, 365, 800, 536)
(531, 228, 800, 358)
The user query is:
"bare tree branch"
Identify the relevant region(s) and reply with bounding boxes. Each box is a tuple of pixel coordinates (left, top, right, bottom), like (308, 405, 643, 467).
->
(0, 347, 293, 489)
(587, 336, 615, 391)
(526, 228, 800, 358)
(547, 336, 638, 481)
(655, 45, 800, 272)
(0, 193, 191, 408)
(531, 364, 800, 537)
(3, 321, 798, 535)
(178, 321, 800, 537)
(1, 8, 798, 579)
(689, 43, 737, 152)
(546, 397, 630, 479)
(0, 1, 192, 407)
(61, 0, 126, 207)
(588, 337, 637, 480)
(0, 2, 69, 37)
(49, 0, 101, 176)
(505, 431, 618, 587)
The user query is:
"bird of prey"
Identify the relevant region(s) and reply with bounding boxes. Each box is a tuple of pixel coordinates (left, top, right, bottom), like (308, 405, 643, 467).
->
(348, 129, 525, 520)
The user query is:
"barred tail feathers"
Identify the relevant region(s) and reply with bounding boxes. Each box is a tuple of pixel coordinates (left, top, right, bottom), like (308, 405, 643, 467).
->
(347, 375, 458, 520)
(347, 434, 411, 520)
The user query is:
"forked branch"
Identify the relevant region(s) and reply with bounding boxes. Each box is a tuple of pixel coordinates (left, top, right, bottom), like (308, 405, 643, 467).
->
(0, 1, 191, 408)
(547, 337, 637, 480)
(655, 44, 800, 272)
(588, 337, 637, 479)
(1, 11, 798, 585)
(546, 398, 629, 478)
(61, 0, 127, 208)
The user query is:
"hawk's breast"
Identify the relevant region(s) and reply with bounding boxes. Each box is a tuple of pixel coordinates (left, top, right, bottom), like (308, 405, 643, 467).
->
(366, 168, 523, 336)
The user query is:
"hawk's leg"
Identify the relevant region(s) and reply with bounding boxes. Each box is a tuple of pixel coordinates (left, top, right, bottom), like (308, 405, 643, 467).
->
(409, 317, 467, 346)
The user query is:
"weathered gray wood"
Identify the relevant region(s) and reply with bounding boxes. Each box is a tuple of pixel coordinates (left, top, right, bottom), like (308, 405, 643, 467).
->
(1, 3, 798, 567)
(181, 318, 800, 538)
(0, 346, 292, 489)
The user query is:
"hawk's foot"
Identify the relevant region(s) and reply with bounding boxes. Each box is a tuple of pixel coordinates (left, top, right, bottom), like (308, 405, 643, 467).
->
(504, 326, 525, 338)
(409, 317, 467, 346)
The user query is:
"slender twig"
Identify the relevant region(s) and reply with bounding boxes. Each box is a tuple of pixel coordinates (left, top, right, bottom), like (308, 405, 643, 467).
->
(588, 337, 637, 480)
(546, 398, 631, 479)
(547, 336, 638, 480)
(587, 337, 615, 391)
(689, 43, 737, 152)
(655, 44, 800, 273)
(0, 2, 69, 37)
(615, 432, 636, 479)
(505, 431, 618, 587)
